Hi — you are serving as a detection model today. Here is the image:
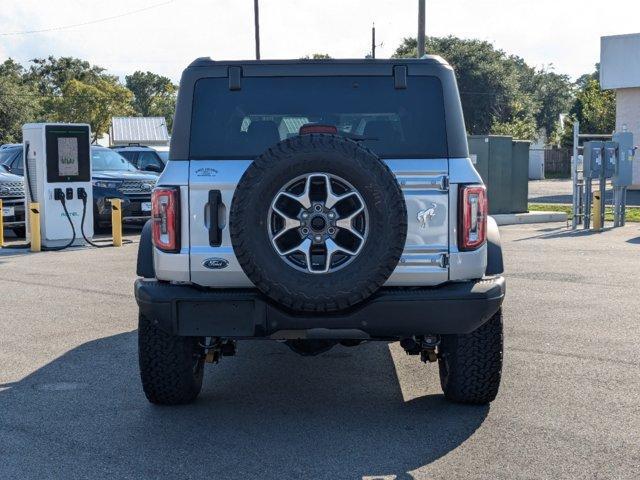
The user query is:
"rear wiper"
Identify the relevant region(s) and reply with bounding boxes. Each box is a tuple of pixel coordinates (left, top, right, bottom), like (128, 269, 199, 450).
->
(339, 132, 378, 142)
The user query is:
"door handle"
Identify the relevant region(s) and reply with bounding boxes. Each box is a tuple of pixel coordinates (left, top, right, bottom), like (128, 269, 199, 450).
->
(208, 190, 222, 246)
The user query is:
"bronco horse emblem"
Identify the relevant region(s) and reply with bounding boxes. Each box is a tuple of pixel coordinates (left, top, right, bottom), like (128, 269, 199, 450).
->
(417, 204, 437, 228)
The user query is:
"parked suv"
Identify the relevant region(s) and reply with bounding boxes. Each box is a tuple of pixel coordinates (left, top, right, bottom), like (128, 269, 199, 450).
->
(91, 146, 158, 230)
(135, 58, 505, 406)
(0, 169, 26, 237)
(110, 145, 166, 172)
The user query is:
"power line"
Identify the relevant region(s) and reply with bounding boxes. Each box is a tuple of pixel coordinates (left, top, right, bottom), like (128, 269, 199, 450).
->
(0, 1, 174, 36)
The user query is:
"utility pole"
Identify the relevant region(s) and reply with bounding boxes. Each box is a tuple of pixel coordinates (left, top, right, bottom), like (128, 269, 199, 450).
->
(254, 0, 261, 60)
(417, 0, 425, 58)
(371, 23, 376, 59)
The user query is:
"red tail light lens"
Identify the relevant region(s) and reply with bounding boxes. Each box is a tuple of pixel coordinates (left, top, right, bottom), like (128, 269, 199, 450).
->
(152, 187, 180, 252)
(299, 124, 338, 135)
(459, 185, 487, 251)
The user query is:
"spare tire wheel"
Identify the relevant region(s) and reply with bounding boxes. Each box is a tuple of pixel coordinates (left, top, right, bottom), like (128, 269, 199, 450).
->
(229, 134, 407, 312)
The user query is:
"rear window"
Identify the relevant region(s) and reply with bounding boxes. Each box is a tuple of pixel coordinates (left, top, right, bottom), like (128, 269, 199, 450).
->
(190, 76, 447, 159)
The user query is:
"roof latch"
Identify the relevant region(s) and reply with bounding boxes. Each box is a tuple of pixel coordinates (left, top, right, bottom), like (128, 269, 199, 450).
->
(393, 65, 407, 89)
(228, 66, 242, 91)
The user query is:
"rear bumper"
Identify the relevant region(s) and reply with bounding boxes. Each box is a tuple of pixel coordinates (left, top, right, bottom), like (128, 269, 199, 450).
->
(134, 276, 505, 339)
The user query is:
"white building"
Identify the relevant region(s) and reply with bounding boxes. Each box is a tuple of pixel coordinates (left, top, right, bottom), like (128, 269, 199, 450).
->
(600, 33, 640, 188)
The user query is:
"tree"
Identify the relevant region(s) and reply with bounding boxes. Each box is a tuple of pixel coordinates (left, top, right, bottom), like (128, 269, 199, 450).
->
(556, 66, 615, 147)
(0, 75, 42, 144)
(0, 58, 26, 82)
(524, 68, 574, 138)
(572, 79, 615, 135)
(393, 36, 575, 141)
(301, 53, 332, 59)
(394, 36, 539, 138)
(26, 56, 116, 96)
(125, 71, 177, 129)
(50, 79, 134, 141)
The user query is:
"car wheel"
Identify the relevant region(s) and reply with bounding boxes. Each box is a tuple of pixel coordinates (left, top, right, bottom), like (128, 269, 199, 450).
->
(438, 309, 503, 404)
(138, 313, 206, 405)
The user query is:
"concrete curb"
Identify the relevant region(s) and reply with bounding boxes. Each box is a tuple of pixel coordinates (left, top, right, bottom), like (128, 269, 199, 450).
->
(492, 212, 567, 226)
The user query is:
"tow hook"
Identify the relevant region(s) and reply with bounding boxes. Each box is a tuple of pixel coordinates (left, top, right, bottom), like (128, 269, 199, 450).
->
(400, 335, 440, 362)
(420, 335, 440, 363)
(202, 338, 236, 363)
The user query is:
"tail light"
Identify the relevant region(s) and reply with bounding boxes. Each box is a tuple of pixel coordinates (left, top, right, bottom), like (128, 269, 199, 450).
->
(299, 124, 338, 135)
(152, 187, 180, 252)
(459, 185, 487, 250)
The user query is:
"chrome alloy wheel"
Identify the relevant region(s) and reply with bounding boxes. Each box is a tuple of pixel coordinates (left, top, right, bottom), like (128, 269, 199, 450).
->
(268, 173, 369, 274)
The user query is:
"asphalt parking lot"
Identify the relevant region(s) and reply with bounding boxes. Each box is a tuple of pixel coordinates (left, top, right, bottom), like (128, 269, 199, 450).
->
(1, 223, 639, 479)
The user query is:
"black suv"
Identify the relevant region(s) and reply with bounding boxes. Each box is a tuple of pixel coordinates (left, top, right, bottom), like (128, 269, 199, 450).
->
(110, 145, 166, 172)
(91, 147, 158, 230)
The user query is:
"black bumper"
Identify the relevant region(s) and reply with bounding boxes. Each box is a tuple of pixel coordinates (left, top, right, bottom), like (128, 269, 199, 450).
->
(134, 276, 505, 339)
(94, 188, 151, 224)
(1, 198, 25, 228)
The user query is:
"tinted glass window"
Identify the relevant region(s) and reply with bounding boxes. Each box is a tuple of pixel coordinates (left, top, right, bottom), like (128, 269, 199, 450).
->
(0, 149, 21, 171)
(91, 149, 137, 171)
(137, 151, 164, 170)
(190, 76, 447, 159)
(11, 154, 24, 176)
(0, 149, 17, 165)
(118, 150, 138, 166)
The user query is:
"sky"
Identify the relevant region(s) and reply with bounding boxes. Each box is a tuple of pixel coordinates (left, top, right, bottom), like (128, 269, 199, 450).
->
(1, 0, 639, 83)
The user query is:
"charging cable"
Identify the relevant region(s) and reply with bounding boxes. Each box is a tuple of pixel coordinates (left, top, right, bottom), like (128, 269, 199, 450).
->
(44, 189, 77, 251)
(78, 188, 132, 247)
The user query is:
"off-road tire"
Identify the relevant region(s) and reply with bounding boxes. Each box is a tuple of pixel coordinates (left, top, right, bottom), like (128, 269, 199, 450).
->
(138, 313, 205, 405)
(229, 134, 407, 312)
(438, 309, 503, 404)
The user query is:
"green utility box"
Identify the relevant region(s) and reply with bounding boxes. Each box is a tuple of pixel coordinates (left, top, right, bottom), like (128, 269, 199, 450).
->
(468, 135, 530, 214)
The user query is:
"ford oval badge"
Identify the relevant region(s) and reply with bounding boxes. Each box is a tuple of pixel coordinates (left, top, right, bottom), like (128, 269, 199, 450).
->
(203, 258, 229, 270)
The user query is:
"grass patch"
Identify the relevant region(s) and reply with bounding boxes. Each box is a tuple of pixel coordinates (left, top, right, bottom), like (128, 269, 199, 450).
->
(542, 172, 571, 180)
(528, 203, 640, 222)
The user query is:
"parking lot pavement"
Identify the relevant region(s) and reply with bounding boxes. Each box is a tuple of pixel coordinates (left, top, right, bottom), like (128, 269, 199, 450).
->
(1, 223, 639, 479)
(529, 179, 640, 206)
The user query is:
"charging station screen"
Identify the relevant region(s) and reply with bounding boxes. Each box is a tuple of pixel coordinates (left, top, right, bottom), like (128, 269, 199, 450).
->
(57, 137, 79, 176)
(45, 125, 91, 183)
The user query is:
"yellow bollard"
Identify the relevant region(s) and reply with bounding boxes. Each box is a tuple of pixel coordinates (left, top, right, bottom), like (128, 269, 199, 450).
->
(29, 202, 41, 252)
(592, 192, 603, 231)
(111, 198, 123, 247)
(0, 199, 4, 247)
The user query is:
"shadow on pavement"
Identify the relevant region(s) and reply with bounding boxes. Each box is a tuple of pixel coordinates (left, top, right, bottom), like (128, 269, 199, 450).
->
(513, 226, 617, 242)
(0, 332, 488, 479)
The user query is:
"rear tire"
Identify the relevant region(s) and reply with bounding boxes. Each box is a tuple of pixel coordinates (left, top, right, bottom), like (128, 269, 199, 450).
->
(438, 309, 503, 404)
(138, 313, 205, 405)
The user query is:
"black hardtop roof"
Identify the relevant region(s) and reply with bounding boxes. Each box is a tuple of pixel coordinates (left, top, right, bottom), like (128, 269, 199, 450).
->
(170, 55, 468, 160)
(187, 56, 451, 70)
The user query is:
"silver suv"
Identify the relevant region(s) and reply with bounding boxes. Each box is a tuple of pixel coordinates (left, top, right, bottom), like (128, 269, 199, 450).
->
(135, 57, 505, 406)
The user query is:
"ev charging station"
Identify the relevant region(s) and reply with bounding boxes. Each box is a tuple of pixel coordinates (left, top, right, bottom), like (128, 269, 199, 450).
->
(22, 123, 94, 249)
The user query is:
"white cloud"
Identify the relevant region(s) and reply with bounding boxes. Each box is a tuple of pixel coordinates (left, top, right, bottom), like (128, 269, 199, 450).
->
(1, 0, 638, 81)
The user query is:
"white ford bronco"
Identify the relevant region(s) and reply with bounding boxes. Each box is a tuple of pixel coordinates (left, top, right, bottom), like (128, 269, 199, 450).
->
(135, 57, 505, 406)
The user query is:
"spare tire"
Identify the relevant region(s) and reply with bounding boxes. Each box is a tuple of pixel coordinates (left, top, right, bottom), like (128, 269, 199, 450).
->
(229, 134, 407, 312)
